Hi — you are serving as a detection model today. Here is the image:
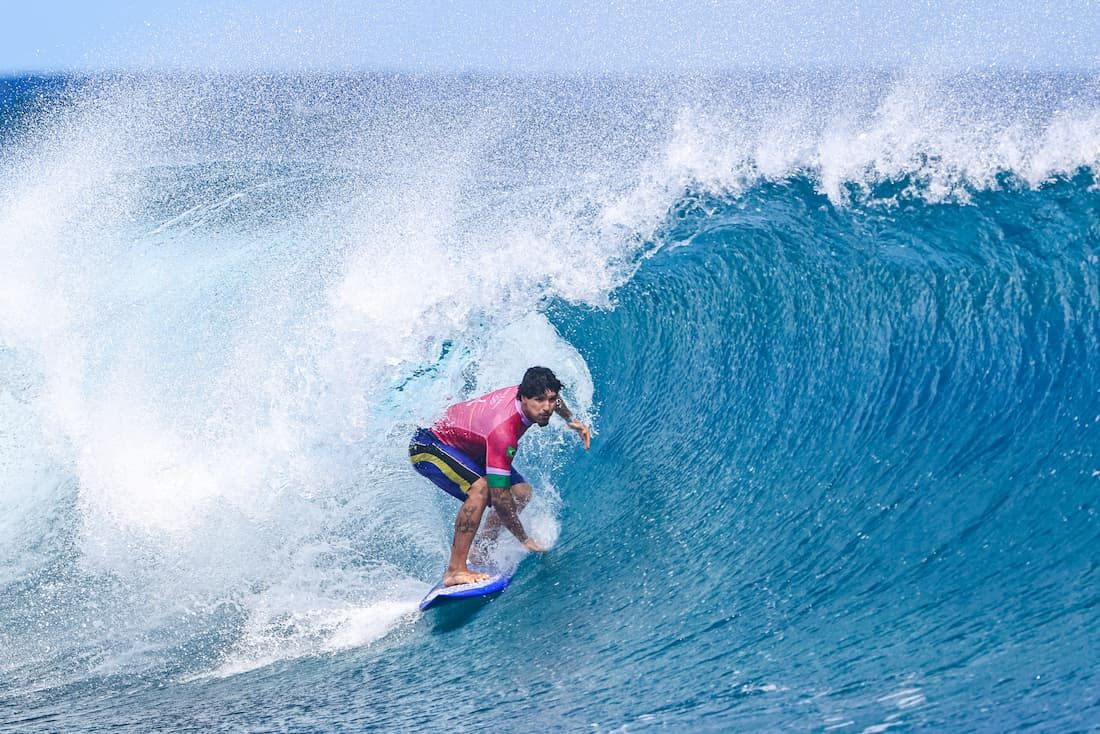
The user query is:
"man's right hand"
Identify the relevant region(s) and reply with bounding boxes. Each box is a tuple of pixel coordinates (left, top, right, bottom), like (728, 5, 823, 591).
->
(522, 538, 547, 553)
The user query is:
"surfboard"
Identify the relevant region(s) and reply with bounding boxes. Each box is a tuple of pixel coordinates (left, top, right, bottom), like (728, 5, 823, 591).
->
(418, 564, 513, 611)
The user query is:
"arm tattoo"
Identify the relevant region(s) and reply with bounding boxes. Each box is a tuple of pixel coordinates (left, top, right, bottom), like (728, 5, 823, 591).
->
(555, 397, 573, 421)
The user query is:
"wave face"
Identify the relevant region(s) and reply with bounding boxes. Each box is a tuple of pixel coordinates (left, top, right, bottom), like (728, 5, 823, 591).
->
(1, 72, 1099, 732)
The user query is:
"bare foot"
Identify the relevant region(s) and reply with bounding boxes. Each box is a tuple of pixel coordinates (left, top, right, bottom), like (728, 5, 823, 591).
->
(443, 568, 491, 587)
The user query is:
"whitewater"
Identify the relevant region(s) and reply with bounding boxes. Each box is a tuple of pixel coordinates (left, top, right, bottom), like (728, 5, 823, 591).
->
(0, 71, 1098, 732)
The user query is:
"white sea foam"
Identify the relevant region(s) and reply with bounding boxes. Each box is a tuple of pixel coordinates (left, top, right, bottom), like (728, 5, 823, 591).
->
(613, 71, 1100, 218)
(0, 76, 612, 677)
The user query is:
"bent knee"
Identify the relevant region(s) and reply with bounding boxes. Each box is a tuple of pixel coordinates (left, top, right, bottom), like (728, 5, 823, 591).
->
(466, 477, 490, 503)
(511, 482, 533, 503)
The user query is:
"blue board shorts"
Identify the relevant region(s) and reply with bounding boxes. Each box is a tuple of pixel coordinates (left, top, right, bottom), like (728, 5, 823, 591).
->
(408, 427, 525, 502)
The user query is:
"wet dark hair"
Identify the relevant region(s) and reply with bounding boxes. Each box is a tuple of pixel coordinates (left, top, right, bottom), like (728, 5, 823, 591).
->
(518, 366, 563, 398)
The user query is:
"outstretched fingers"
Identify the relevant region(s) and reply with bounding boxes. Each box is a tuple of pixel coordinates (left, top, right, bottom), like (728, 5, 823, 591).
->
(570, 420, 592, 450)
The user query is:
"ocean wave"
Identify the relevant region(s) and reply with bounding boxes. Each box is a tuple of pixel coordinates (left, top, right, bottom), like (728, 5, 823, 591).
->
(1, 71, 1098, 729)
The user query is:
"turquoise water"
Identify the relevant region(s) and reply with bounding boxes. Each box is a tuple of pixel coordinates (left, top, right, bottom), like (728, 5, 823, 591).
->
(1, 73, 1098, 732)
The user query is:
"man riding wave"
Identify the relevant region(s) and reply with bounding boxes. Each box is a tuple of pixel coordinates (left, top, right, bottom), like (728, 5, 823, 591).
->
(409, 366, 591, 586)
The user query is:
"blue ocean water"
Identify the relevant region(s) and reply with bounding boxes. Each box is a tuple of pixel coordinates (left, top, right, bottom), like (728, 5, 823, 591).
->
(0, 72, 1098, 732)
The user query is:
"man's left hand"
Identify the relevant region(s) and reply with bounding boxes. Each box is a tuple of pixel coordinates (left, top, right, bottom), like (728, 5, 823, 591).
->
(568, 420, 591, 450)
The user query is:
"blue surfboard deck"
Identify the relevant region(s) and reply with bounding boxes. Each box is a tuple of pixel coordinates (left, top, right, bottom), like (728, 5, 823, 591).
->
(419, 564, 513, 611)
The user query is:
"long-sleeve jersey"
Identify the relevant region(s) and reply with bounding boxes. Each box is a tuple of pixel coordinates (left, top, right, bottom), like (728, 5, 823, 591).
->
(430, 385, 533, 488)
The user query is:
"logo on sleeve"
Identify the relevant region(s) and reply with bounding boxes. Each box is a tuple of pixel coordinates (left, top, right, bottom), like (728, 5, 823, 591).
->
(506, 445, 517, 458)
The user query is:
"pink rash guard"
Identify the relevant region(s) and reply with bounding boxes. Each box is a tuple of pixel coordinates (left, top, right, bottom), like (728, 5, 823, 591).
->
(431, 385, 533, 488)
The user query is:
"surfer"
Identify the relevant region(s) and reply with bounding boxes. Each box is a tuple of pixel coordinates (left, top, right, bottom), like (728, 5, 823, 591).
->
(409, 366, 591, 586)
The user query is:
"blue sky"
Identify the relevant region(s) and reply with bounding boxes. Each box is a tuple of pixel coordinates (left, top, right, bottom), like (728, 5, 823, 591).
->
(3, 1, 1099, 74)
